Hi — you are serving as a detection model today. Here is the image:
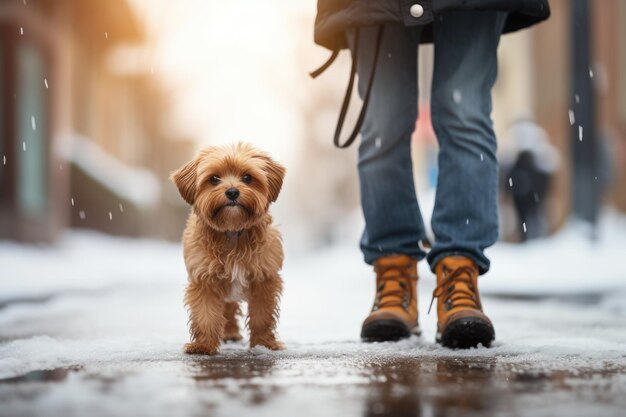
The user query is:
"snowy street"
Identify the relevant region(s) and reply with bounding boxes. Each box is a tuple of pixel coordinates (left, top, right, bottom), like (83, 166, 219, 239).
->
(2, 1, 626, 416)
(1, 224, 626, 417)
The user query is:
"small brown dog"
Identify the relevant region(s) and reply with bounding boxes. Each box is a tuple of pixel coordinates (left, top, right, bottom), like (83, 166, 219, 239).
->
(171, 142, 286, 355)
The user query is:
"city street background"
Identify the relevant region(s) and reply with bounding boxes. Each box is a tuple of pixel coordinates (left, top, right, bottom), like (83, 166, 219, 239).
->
(1, 0, 625, 416)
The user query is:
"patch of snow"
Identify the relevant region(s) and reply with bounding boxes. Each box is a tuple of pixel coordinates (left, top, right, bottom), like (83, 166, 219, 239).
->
(0, 212, 625, 380)
(483, 210, 626, 295)
(0, 231, 185, 300)
(57, 133, 161, 208)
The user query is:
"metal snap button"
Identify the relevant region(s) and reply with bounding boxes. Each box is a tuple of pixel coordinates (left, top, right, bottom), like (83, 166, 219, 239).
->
(410, 4, 424, 18)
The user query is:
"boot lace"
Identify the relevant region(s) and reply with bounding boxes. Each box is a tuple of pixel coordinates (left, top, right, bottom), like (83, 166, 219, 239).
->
(427, 266, 481, 314)
(373, 264, 416, 311)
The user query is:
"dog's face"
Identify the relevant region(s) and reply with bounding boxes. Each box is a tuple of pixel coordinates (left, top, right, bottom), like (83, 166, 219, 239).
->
(171, 143, 286, 232)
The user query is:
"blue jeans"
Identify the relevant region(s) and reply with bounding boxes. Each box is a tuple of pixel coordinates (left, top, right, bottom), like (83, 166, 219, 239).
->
(349, 11, 507, 274)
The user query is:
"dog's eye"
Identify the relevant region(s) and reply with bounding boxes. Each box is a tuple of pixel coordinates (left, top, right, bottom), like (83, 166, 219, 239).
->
(241, 174, 252, 184)
(209, 176, 221, 185)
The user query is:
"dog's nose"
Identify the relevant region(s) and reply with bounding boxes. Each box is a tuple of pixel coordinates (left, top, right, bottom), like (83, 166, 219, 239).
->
(225, 187, 240, 201)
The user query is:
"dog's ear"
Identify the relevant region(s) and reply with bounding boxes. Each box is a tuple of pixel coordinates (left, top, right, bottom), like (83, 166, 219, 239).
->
(258, 154, 286, 203)
(170, 157, 199, 205)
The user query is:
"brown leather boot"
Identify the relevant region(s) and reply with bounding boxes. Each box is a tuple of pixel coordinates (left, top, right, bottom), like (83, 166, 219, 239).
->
(430, 256, 495, 349)
(361, 255, 420, 341)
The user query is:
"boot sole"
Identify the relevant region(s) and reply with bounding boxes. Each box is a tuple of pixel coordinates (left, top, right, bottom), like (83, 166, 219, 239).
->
(361, 320, 420, 342)
(437, 317, 495, 349)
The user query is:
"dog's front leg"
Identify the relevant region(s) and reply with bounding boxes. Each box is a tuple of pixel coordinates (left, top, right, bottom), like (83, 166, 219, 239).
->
(248, 274, 284, 351)
(184, 279, 226, 355)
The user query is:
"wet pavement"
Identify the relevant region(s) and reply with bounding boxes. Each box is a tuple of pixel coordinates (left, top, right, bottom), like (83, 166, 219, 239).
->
(1, 348, 626, 417)
(1, 239, 626, 417)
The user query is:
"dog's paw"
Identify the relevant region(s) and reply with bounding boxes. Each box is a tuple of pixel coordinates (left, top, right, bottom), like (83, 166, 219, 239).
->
(265, 340, 285, 351)
(222, 332, 243, 343)
(251, 339, 285, 351)
(184, 342, 219, 355)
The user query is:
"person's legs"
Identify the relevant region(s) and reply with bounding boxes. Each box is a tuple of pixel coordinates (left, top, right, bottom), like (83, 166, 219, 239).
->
(348, 23, 427, 265)
(347, 23, 425, 341)
(428, 11, 508, 274)
(427, 11, 507, 348)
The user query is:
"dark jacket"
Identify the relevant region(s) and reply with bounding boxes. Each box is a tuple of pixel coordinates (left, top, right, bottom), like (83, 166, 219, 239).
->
(315, 0, 551, 51)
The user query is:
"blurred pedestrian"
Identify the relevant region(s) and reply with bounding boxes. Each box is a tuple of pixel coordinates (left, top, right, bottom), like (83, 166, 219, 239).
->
(312, 1, 550, 348)
(502, 117, 559, 241)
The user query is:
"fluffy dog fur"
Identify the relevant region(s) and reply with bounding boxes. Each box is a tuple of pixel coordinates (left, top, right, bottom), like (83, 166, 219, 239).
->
(171, 143, 286, 355)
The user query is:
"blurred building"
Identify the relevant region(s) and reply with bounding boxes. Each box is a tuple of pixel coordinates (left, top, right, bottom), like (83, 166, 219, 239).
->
(495, 0, 626, 237)
(0, 0, 192, 242)
(3, 0, 624, 247)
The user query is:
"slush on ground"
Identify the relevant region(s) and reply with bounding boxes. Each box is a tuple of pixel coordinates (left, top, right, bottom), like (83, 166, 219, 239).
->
(1, 214, 625, 417)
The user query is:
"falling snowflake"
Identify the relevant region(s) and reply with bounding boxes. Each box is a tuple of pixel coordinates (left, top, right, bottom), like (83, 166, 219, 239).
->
(31, 116, 36, 131)
(105, 32, 108, 39)
(466, 218, 469, 225)
(44, 78, 49, 89)
(119, 203, 124, 213)
(375, 138, 382, 148)
(480, 153, 484, 161)
(22, 141, 26, 151)
(109, 212, 113, 221)
(534, 192, 539, 203)
(523, 222, 527, 233)
(589, 68, 594, 78)
(71, 198, 74, 206)
(387, 53, 392, 59)
(452, 89, 462, 104)
(79, 210, 86, 220)
(578, 126, 583, 142)
(2, 155, 5, 165)
(575, 94, 580, 103)
(568, 110, 575, 125)
(20, 27, 23, 35)
(509, 177, 513, 187)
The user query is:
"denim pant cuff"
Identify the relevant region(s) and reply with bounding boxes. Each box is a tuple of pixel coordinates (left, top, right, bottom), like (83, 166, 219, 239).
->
(427, 251, 490, 275)
(363, 250, 426, 266)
